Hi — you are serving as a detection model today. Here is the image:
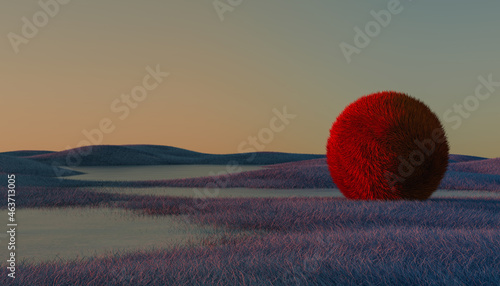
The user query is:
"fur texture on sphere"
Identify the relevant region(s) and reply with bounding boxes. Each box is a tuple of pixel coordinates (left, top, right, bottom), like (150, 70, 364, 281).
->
(326, 91, 449, 200)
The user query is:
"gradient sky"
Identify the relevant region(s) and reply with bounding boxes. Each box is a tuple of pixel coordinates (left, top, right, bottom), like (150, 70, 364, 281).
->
(1, 0, 500, 157)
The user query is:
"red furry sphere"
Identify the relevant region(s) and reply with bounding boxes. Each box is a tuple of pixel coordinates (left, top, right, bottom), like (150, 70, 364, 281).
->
(326, 91, 449, 200)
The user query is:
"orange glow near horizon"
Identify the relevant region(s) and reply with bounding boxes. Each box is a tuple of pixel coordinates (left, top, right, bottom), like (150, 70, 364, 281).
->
(1, 1, 500, 158)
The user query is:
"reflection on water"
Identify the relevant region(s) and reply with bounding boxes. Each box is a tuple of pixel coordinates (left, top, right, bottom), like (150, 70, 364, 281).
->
(3, 188, 497, 263)
(65, 165, 499, 199)
(88, 187, 500, 199)
(90, 187, 341, 198)
(432, 190, 500, 198)
(64, 165, 262, 181)
(0, 208, 217, 263)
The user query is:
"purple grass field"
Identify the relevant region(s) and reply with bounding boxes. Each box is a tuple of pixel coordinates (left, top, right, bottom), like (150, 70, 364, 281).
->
(0, 195, 498, 285)
(0, 145, 499, 285)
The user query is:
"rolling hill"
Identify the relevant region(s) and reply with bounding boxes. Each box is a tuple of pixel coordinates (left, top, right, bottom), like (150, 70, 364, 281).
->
(0, 154, 81, 177)
(17, 145, 325, 167)
(0, 145, 498, 191)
